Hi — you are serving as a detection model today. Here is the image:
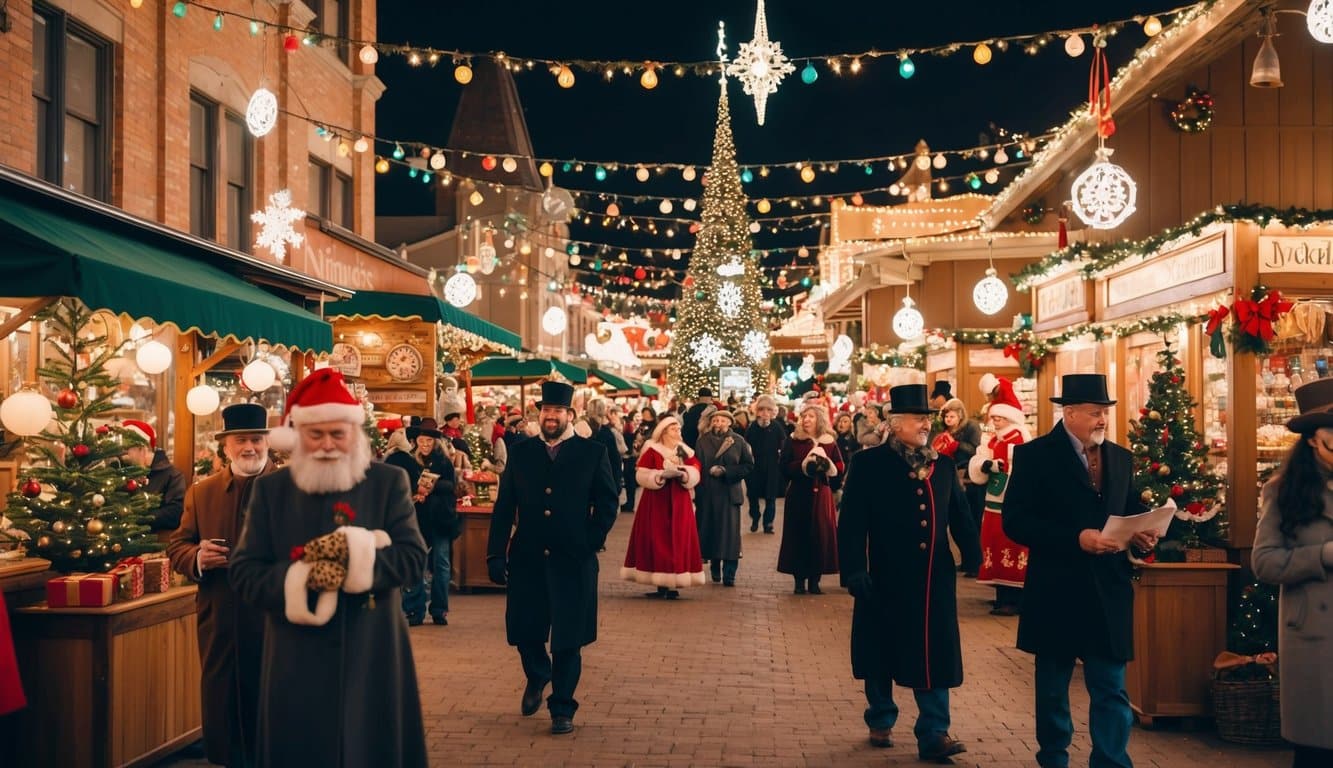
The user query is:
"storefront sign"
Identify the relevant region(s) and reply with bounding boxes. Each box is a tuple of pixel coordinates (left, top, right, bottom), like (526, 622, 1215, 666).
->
(366, 391, 429, 404)
(1107, 235, 1225, 307)
(290, 230, 428, 294)
(718, 366, 752, 401)
(1259, 236, 1333, 274)
(1035, 274, 1086, 321)
(968, 348, 1013, 369)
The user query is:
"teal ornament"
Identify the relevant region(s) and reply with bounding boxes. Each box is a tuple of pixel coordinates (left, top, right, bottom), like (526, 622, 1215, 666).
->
(740, 169, 753, 183)
(392, 144, 405, 160)
(695, 290, 706, 301)
(213, 13, 223, 31)
(407, 167, 418, 179)
(562, 162, 573, 172)
(898, 55, 916, 79)
(422, 172, 432, 183)
(594, 166, 607, 181)
(967, 174, 982, 190)
(171, 1, 187, 18)
(592, 258, 603, 271)
(800, 62, 818, 84)
(800, 276, 812, 287)
(864, 164, 873, 175)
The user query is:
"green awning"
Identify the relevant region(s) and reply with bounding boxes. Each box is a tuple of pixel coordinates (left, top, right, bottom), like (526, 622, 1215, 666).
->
(589, 367, 635, 392)
(636, 379, 660, 396)
(469, 356, 587, 384)
(326, 290, 520, 352)
(0, 195, 332, 352)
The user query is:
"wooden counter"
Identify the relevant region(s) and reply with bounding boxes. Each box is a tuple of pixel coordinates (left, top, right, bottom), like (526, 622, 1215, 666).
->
(0, 557, 54, 603)
(11, 584, 202, 767)
(456, 504, 500, 590)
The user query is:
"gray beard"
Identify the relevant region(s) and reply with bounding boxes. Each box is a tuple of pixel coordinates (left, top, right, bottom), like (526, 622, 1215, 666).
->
(287, 430, 372, 494)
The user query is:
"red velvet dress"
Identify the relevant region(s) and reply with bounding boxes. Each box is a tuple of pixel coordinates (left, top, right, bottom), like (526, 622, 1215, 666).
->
(776, 435, 843, 576)
(620, 442, 705, 588)
(0, 591, 26, 715)
(968, 426, 1030, 588)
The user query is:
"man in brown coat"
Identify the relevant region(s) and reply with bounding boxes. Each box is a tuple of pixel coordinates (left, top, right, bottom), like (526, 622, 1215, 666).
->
(167, 403, 274, 766)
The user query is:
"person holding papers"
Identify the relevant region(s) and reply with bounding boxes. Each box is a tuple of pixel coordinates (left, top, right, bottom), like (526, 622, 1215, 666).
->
(1003, 374, 1153, 768)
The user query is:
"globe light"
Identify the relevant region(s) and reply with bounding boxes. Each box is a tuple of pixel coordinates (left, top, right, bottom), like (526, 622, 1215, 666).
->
(429, 152, 446, 170)
(1142, 15, 1163, 37)
(0, 388, 54, 436)
(973, 268, 1009, 315)
(454, 64, 473, 84)
(245, 87, 278, 138)
(353, 137, 370, 153)
(501, 157, 518, 173)
(135, 340, 172, 374)
(556, 65, 575, 88)
(1064, 33, 1086, 57)
(469, 190, 484, 206)
(973, 43, 992, 65)
(640, 68, 658, 90)
(1309, 0, 1333, 43)
(635, 167, 650, 182)
(682, 166, 697, 181)
(185, 384, 221, 416)
(542, 307, 568, 335)
(358, 45, 379, 65)
(659, 199, 673, 214)
(241, 360, 277, 391)
(444, 272, 478, 307)
(892, 296, 924, 340)
(898, 54, 916, 79)
(801, 62, 818, 84)
(800, 166, 816, 183)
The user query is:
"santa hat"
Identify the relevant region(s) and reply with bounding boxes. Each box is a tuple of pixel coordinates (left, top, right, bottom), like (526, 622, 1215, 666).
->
(980, 374, 1024, 426)
(651, 415, 680, 443)
(268, 369, 364, 451)
(122, 420, 156, 450)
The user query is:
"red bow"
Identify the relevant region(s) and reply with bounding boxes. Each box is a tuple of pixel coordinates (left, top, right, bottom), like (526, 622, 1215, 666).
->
(1003, 342, 1023, 362)
(1233, 290, 1293, 341)
(1205, 305, 1229, 336)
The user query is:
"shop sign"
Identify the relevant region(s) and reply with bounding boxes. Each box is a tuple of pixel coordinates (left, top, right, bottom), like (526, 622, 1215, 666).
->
(303, 241, 377, 290)
(1106, 236, 1225, 307)
(1035, 274, 1086, 321)
(718, 366, 752, 401)
(1259, 236, 1333, 274)
(329, 343, 362, 377)
(926, 350, 955, 373)
(968, 348, 1012, 369)
(366, 390, 429, 404)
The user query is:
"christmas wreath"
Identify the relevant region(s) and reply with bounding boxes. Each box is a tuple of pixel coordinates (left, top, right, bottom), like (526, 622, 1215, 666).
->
(1205, 286, 1294, 357)
(1002, 331, 1049, 377)
(1169, 87, 1214, 133)
(1021, 202, 1047, 226)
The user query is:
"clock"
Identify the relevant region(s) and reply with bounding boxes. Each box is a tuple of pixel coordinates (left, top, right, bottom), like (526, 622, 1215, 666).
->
(385, 343, 424, 382)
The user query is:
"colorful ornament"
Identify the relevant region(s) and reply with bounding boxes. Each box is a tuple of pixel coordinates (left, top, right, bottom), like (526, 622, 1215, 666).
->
(92, 493, 105, 507)
(1141, 489, 1155, 503)
(1170, 484, 1184, 497)
(52, 520, 67, 534)
(72, 444, 90, 458)
(245, 87, 278, 137)
(1169, 87, 1215, 133)
(125, 479, 140, 492)
(1071, 147, 1137, 230)
(21, 479, 41, 498)
(56, 388, 79, 409)
(86, 519, 104, 534)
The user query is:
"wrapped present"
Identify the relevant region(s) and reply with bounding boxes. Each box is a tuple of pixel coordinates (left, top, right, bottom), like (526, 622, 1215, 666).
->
(46, 573, 116, 608)
(143, 558, 171, 593)
(111, 557, 145, 601)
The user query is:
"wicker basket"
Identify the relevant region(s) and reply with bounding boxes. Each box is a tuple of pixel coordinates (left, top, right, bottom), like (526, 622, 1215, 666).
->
(1213, 677, 1282, 745)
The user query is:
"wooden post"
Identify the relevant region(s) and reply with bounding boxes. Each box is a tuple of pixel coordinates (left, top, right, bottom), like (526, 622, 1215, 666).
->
(171, 332, 196, 481)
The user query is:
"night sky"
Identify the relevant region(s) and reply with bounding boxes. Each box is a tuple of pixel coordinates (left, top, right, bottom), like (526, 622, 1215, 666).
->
(372, 0, 1177, 306)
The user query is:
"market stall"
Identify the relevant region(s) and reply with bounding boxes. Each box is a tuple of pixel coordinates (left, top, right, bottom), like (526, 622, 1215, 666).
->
(468, 356, 588, 412)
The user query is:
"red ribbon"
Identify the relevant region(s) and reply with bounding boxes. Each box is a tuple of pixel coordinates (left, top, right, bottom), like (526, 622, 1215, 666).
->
(1233, 290, 1292, 341)
(1003, 342, 1023, 361)
(1088, 30, 1115, 138)
(1205, 305, 1230, 335)
(115, 556, 145, 568)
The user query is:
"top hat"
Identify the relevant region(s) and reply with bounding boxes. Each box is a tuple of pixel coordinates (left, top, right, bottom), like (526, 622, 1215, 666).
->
(697, 387, 714, 398)
(930, 380, 953, 401)
(885, 384, 936, 415)
(538, 381, 575, 409)
(406, 416, 444, 440)
(1288, 378, 1333, 433)
(1050, 374, 1117, 406)
(215, 403, 271, 438)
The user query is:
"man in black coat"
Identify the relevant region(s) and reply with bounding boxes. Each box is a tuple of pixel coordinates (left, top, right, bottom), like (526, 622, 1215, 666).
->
(838, 384, 975, 762)
(1003, 374, 1157, 768)
(487, 381, 620, 736)
(681, 387, 714, 449)
(744, 395, 787, 533)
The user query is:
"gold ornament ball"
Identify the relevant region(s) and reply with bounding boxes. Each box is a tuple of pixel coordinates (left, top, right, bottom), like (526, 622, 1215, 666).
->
(1157, 465, 1171, 477)
(112, 543, 122, 553)
(1148, 410, 1161, 421)
(37, 536, 51, 548)
(52, 520, 67, 534)
(86, 518, 105, 534)
(1140, 490, 1155, 503)
(69, 549, 82, 560)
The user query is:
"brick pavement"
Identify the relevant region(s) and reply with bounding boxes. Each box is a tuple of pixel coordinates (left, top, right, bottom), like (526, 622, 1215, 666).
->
(158, 500, 1290, 767)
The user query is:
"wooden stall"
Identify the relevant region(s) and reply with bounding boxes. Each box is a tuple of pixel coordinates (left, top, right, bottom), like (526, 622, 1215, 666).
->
(454, 504, 498, 591)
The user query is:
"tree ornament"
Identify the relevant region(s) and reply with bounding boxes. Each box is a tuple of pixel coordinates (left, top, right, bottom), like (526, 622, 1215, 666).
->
(86, 518, 104, 534)
(125, 479, 140, 492)
(725, 0, 796, 126)
(69, 549, 82, 560)
(37, 536, 51, 548)
(1157, 465, 1171, 477)
(1149, 410, 1161, 421)
(21, 479, 41, 498)
(1170, 484, 1184, 497)
(92, 493, 106, 507)
(251, 189, 306, 262)
(245, 87, 278, 137)
(892, 296, 924, 340)
(95, 424, 110, 436)
(1071, 147, 1137, 230)
(1141, 489, 1155, 503)
(283, 34, 298, 52)
(57, 388, 79, 409)
(689, 333, 727, 368)
(112, 543, 122, 553)
(717, 282, 744, 318)
(52, 520, 67, 534)
(73, 444, 90, 459)
(742, 330, 770, 363)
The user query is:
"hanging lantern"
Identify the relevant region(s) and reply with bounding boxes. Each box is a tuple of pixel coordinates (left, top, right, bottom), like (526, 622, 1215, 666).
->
(542, 306, 568, 335)
(1070, 147, 1137, 230)
(241, 360, 277, 391)
(444, 272, 478, 307)
(135, 340, 172, 374)
(245, 87, 278, 137)
(0, 387, 54, 436)
(892, 296, 924, 340)
(972, 268, 1009, 315)
(185, 384, 221, 415)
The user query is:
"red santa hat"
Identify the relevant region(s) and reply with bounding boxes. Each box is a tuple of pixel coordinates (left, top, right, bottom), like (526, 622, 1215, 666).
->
(267, 369, 364, 451)
(122, 420, 156, 450)
(979, 374, 1024, 426)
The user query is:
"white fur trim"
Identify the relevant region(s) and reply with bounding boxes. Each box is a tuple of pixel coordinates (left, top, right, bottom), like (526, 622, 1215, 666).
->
(340, 526, 378, 594)
(573, 420, 592, 438)
(635, 466, 666, 489)
(987, 403, 1025, 427)
(979, 373, 998, 396)
(646, 440, 694, 460)
(619, 566, 707, 587)
(967, 450, 991, 485)
(284, 561, 337, 626)
(267, 424, 297, 452)
(802, 445, 839, 477)
(681, 464, 701, 489)
(289, 401, 366, 426)
(373, 529, 392, 548)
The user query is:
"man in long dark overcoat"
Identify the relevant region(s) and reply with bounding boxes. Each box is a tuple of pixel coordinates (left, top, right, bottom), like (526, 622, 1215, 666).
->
(1003, 373, 1156, 768)
(167, 403, 276, 766)
(837, 384, 977, 763)
(487, 381, 620, 736)
(745, 394, 787, 533)
(695, 409, 755, 586)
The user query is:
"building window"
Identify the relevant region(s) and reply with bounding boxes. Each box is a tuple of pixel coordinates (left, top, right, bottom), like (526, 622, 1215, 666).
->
(189, 95, 215, 239)
(191, 93, 253, 248)
(308, 158, 353, 230)
(32, 5, 112, 200)
(332, 171, 353, 229)
(309, 0, 350, 64)
(308, 158, 331, 220)
(223, 113, 252, 251)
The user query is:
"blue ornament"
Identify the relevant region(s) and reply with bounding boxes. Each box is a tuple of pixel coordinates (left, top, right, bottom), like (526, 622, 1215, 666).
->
(800, 62, 818, 84)
(898, 55, 916, 79)
(594, 166, 607, 181)
(740, 169, 754, 184)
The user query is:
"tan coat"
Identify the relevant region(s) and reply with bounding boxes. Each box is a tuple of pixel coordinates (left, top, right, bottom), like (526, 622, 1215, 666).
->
(166, 463, 276, 766)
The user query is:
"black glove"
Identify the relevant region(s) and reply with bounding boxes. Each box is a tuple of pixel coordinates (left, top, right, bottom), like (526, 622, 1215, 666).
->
(486, 557, 508, 586)
(847, 572, 874, 600)
(981, 459, 994, 474)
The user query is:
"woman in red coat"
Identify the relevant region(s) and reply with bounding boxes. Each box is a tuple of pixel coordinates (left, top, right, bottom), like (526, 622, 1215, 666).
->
(620, 416, 704, 599)
(778, 403, 844, 594)
(967, 374, 1032, 615)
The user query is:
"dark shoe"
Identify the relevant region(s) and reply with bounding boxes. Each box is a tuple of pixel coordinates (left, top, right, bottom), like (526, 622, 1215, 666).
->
(646, 588, 667, 599)
(406, 613, 424, 626)
(808, 581, 823, 595)
(621, 506, 634, 514)
(710, 564, 722, 583)
(750, 520, 759, 532)
(521, 678, 548, 717)
(550, 716, 574, 735)
(432, 614, 448, 625)
(723, 579, 735, 587)
(868, 728, 894, 748)
(763, 526, 775, 534)
(794, 585, 806, 595)
(918, 733, 966, 762)
(665, 590, 680, 600)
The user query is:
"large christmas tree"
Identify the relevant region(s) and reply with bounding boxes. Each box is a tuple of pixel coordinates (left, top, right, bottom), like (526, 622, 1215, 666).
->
(1127, 340, 1226, 555)
(4, 300, 160, 572)
(667, 77, 769, 398)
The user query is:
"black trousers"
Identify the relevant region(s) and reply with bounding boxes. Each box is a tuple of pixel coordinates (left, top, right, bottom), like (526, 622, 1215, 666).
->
(517, 643, 582, 718)
(748, 493, 777, 527)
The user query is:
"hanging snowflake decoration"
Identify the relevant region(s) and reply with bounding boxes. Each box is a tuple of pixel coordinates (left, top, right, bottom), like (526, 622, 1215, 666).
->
(972, 268, 1009, 315)
(742, 330, 770, 363)
(1309, 0, 1333, 44)
(892, 296, 925, 340)
(690, 333, 727, 368)
(245, 87, 278, 137)
(1071, 147, 1137, 230)
(717, 282, 744, 318)
(251, 189, 305, 262)
(725, 0, 795, 126)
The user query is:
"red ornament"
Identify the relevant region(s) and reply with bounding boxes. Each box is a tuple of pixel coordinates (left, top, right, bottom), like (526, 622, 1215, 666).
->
(1170, 484, 1184, 497)
(633, 267, 647, 280)
(125, 479, 140, 492)
(1139, 407, 1148, 416)
(72, 444, 90, 459)
(56, 388, 79, 409)
(1171, 376, 1181, 384)
(1150, 462, 1160, 471)
(95, 425, 110, 436)
(1185, 501, 1206, 516)
(21, 479, 41, 498)
(481, 156, 497, 171)
(283, 34, 299, 52)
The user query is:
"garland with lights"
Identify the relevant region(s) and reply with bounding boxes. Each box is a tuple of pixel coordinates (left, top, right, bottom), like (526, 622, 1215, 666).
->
(1169, 86, 1214, 133)
(1011, 204, 1333, 290)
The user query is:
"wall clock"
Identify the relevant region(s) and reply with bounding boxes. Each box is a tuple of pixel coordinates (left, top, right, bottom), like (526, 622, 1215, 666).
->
(385, 343, 424, 382)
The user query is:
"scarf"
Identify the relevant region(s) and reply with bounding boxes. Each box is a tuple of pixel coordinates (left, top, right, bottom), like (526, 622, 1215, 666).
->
(886, 435, 938, 474)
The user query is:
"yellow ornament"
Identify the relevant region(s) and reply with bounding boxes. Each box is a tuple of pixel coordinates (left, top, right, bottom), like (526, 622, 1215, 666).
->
(52, 520, 67, 534)
(112, 543, 122, 553)
(1157, 465, 1171, 477)
(1148, 410, 1161, 421)
(973, 44, 992, 65)
(69, 549, 82, 560)
(1140, 490, 1155, 503)
(86, 518, 105, 534)
(37, 536, 51, 548)
(454, 64, 473, 85)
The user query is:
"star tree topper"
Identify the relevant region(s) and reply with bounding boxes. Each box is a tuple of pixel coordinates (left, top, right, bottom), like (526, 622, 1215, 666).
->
(252, 188, 306, 262)
(725, 0, 795, 126)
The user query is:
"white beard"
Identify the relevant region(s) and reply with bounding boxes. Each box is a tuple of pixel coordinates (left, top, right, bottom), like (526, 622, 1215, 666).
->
(287, 429, 372, 494)
(1090, 429, 1107, 446)
(230, 455, 268, 477)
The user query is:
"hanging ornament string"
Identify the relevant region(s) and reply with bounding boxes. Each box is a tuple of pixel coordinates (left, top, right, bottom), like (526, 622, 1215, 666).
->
(1089, 28, 1116, 142)
(1069, 28, 1136, 231)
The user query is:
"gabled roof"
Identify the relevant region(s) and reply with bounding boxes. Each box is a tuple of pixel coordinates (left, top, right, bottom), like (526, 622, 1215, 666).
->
(445, 59, 543, 192)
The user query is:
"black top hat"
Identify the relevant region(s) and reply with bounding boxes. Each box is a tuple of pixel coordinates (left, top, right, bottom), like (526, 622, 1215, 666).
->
(406, 416, 444, 440)
(697, 387, 714, 398)
(538, 381, 575, 409)
(215, 403, 271, 438)
(930, 380, 953, 401)
(1288, 378, 1333, 433)
(886, 384, 936, 415)
(1050, 374, 1117, 406)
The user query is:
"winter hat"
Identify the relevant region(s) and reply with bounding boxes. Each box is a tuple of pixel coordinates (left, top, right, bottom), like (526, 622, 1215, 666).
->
(754, 394, 778, 411)
(651, 415, 681, 443)
(981, 374, 1024, 426)
(267, 369, 364, 451)
(122, 420, 156, 450)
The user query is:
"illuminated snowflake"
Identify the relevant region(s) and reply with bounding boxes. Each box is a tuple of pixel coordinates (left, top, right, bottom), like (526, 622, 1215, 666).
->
(741, 330, 770, 363)
(725, 0, 795, 126)
(690, 333, 727, 368)
(252, 189, 305, 262)
(717, 282, 744, 318)
(1070, 147, 1137, 230)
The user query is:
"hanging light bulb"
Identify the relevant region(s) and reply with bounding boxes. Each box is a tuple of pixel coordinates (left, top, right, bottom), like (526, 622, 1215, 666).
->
(469, 190, 484, 206)
(640, 65, 658, 90)
(932, 153, 947, 169)
(1309, 0, 1333, 43)
(606, 202, 621, 217)
(973, 43, 992, 65)
(539, 161, 554, 177)
(542, 307, 568, 335)
(1142, 15, 1163, 37)
(1251, 10, 1283, 88)
(454, 63, 473, 84)
(757, 199, 772, 214)
(800, 166, 816, 183)
(994, 146, 1010, 164)
(244, 88, 278, 137)
(659, 199, 673, 214)
(972, 240, 1008, 315)
(635, 166, 650, 182)
(892, 295, 924, 339)
(241, 360, 277, 391)
(353, 136, 370, 153)
(682, 166, 697, 181)
(136, 340, 172, 374)
(1064, 33, 1086, 57)
(358, 45, 379, 65)
(444, 272, 478, 307)
(0, 386, 53, 436)
(984, 169, 1000, 184)
(429, 152, 446, 170)
(556, 65, 575, 88)
(501, 156, 518, 173)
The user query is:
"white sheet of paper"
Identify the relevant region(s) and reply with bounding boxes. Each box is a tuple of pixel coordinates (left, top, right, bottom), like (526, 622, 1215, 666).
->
(1101, 500, 1176, 548)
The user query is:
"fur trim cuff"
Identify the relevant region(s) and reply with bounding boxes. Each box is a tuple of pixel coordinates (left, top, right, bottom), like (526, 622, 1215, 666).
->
(681, 464, 701, 489)
(284, 561, 337, 626)
(635, 467, 666, 489)
(340, 526, 378, 594)
(619, 566, 706, 587)
(967, 453, 990, 486)
(803, 445, 839, 477)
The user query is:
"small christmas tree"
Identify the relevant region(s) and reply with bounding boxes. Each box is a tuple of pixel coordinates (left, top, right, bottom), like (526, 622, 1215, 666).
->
(1229, 579, 1278, 657)
(1127, 340, 1226, 556)
(4, 300, 160, 572)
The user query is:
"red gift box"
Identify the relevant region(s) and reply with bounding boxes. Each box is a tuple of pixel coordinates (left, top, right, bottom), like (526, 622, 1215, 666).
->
(111, 557, 145, 601)
(143, 558, 171, 593)
(46, 573, 116, 608)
